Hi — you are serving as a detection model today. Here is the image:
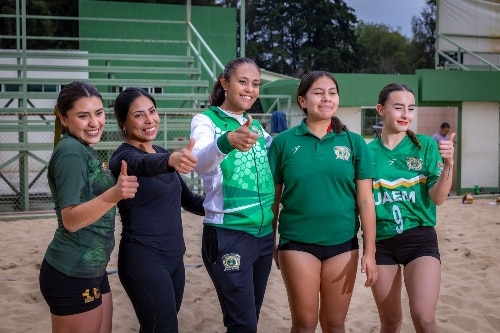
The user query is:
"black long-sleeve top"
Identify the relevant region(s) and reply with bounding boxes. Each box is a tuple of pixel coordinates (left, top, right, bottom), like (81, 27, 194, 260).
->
(109, 143, 205, 256)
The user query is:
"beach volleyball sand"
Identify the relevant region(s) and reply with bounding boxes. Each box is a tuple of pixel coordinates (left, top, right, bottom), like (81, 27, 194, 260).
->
(0, 197, 499, 332)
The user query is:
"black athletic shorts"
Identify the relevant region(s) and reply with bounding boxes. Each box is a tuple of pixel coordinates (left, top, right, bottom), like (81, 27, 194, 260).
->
(375, 226, 441, 266)
(278, 236, 359, 261)
(39, 259, 111, 316)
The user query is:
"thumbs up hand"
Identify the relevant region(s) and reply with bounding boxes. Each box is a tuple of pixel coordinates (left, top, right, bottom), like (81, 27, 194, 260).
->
(115, 160, 139, 199)
(243, 114, 253, 129)
(168, 138, 198, 174)
(438, 132, 456, 165)
(120, 159, 128, 177)
(227, 115, 259, 152)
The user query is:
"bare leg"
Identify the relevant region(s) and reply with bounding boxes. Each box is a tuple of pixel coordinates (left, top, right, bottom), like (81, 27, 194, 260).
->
(319, 249, 359, 333)
(51, 292, 112, 333)
(371, 265, 403, 333)
(404, 257, 440, 333)
(279, 250, 322, 333)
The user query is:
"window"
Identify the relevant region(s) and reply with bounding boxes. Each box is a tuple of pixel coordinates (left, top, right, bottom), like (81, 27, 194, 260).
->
(118, 86, 163, 94)
(361, 107, 382, 138)
(1, 84, 60, 92)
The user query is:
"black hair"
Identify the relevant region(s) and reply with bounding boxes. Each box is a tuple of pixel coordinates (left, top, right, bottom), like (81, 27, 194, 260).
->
(210, 57, 259, 107)
(56, 81, 102, 134)
(113, 87, 156, 135)
(53, 81, 103, 146)
(297, 70, 347, 134)
(378, 82, 421, 149)
(441, 122, 450, 129)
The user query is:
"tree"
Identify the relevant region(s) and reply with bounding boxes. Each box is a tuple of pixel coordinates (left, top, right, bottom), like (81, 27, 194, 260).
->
(0, 0, 69, 50)
(355, 23, 413, 74)
(245, 0, 359, 77)
(298, 0, 359, 75)
(410, 0, 436, 69)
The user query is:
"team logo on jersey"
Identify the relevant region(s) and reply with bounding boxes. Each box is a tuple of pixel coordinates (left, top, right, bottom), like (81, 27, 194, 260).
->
(334, 146, 351, 161)
(249, 125, 262, 137)
(222, 253, 241, 271)
(406, 157, 422, 171)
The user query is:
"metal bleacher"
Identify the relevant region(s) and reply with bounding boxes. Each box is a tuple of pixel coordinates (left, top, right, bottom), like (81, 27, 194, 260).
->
(0, 1, 294, 212)
(0, 4, 216, 211)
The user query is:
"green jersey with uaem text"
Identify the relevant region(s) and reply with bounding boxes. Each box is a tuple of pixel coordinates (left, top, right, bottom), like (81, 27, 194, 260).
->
(368, 134, 444, 241)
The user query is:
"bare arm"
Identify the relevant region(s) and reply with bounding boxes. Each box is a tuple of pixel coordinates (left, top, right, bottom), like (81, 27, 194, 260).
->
(61, 160, 138, 233)
(272, 183, 283, 269)
(429, 133, 456, 205)
(356, 178, 377, 287)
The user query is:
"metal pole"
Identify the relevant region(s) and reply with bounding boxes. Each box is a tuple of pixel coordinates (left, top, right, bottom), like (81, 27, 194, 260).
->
(240, 0, 245, 57)
(19, 0, 29, 210)
(187, 0, 191, 56)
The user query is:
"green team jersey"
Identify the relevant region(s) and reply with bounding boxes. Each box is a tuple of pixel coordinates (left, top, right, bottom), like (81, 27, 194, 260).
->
(45, 134, 116, 277)
(191, 106, 275, 237)
(368, 134, 443, 241)
(268, 119, 375, 246)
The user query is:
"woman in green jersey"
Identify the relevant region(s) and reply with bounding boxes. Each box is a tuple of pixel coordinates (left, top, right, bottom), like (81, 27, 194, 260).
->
(269, 71, 377, 333)
(368, 83, 455, 333)
(39, 81, 139, 333)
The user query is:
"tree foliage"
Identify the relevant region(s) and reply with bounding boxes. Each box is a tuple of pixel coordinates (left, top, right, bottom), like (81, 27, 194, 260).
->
(0, 0, 69, 49)
(245, 0, 359, 77)
(355, 23, 413, 74)
(410, 0, 436, 69)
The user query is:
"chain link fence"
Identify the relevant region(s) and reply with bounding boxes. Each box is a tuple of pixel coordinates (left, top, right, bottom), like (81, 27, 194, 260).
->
(0, 112, 290, 213)
(0, 112, 202, 212)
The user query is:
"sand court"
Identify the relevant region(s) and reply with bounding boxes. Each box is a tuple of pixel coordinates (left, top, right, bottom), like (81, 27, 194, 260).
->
(1, 197, 499, 332)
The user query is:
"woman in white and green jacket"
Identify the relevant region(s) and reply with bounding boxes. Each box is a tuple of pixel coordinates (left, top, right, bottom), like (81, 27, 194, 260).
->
(190, 57, 274, 333)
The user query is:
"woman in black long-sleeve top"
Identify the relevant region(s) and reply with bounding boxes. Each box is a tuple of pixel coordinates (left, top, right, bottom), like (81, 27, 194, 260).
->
(109, 87, 204, 333)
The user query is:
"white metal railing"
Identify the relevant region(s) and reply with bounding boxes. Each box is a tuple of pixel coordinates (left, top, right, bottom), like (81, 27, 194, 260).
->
(436, 33, 500, 71)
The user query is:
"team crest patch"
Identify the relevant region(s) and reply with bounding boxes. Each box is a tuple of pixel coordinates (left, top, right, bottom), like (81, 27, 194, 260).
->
(222, 253, 241, 271)
(249, 125, 262, 136)
(406, 157, 422, 171)
(333, 146, 351, 161)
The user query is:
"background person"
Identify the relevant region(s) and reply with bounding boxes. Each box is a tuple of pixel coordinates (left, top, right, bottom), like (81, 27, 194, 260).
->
(39, 81, 138, 333)
(190, 57, 274, 333)
(432, 122, 450, 143)
(109, 87, 205, 333)
(369, 83, 455, 333)
(268, 70, 377, 333)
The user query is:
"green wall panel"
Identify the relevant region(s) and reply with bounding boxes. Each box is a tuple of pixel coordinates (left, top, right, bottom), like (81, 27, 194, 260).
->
(333, 74, 418, 107)
(262, 74, 419, 109)
(417, 69, 500, 102)
(79, 1, 236, 77)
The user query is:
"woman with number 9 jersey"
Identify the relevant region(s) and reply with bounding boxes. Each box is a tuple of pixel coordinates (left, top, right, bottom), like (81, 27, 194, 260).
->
(368, 82, 455, 333)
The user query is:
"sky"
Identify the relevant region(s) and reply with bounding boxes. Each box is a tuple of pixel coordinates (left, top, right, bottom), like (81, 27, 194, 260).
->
(345, 0, 428, 37)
